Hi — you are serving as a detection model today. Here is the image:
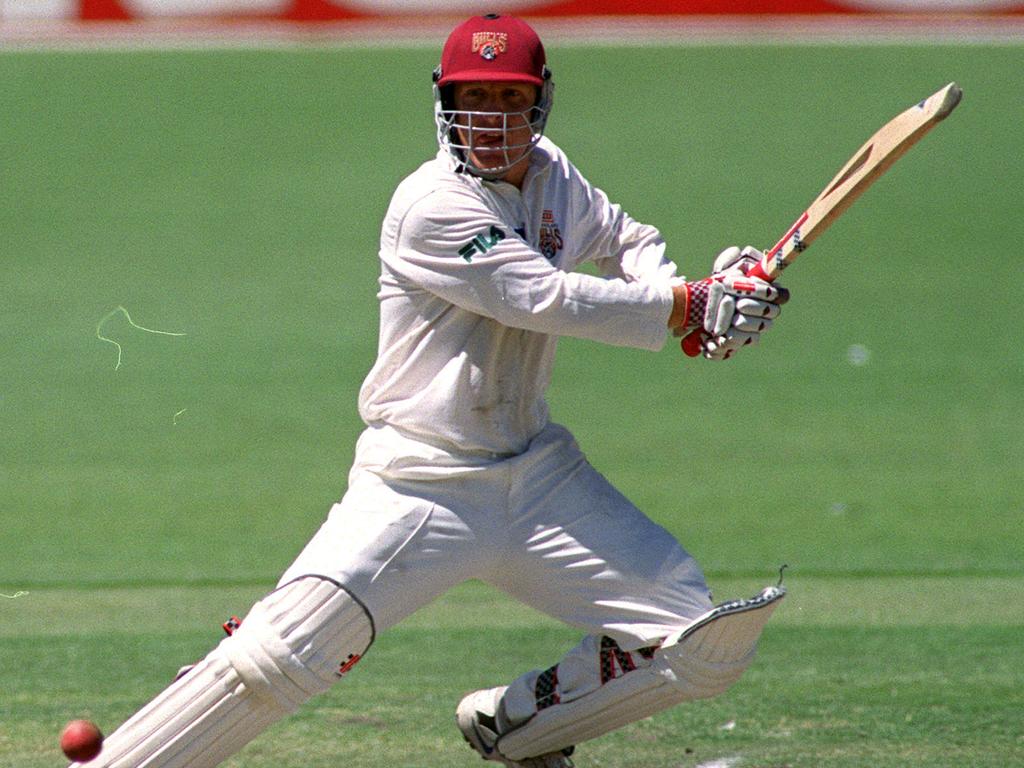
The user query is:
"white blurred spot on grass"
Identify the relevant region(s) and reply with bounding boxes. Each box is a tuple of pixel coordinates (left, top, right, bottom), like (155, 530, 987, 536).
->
(847, 343, 871, 366)
(697, 757, 742, 768)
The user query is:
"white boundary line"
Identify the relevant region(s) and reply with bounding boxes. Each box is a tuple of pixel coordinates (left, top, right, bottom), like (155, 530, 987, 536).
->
(1, 14, 1023, 50)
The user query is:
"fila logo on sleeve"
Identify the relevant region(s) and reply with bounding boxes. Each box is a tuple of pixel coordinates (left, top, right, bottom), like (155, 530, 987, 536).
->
(459, 225, 506, 261)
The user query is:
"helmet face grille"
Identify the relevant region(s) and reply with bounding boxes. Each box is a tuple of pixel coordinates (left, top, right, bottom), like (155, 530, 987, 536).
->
(433, 78, 554, 180)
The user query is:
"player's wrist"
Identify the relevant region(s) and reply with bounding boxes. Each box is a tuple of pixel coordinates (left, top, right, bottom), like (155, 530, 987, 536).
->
(667, 281, 690, 330)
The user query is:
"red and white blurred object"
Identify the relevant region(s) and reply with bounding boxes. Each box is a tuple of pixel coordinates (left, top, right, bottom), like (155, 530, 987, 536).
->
(2, 2, 1023, 52)
(3, 0, 1024, 22)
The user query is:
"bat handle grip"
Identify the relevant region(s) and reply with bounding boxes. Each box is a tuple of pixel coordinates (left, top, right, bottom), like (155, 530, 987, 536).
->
(679, 255, 777, 357)
(746, 257, 775, 283)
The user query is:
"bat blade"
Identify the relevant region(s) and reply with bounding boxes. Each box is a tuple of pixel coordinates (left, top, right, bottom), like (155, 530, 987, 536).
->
(751, 81, 963, 282)
(682, 82, 962, 357)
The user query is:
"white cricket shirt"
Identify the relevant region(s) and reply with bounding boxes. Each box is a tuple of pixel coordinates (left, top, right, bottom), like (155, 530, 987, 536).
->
(358, 137, 680, 457)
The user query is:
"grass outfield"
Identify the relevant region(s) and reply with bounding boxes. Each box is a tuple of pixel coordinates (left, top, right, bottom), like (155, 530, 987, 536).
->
(2, 41, 1022, 766)
(3, 579, 1023, 767)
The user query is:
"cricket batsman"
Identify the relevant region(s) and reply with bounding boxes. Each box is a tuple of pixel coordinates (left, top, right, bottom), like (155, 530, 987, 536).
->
(72, 14, 789, 768)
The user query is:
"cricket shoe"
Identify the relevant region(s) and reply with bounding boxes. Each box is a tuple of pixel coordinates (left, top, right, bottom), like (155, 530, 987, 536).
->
(457, 687, 575, 768)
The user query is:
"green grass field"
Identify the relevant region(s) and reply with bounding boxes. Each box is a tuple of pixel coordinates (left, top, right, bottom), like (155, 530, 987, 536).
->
(2, 39, 1022, 767)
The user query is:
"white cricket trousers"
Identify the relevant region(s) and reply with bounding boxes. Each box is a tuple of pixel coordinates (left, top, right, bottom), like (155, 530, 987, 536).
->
(279, 421, 714, 725)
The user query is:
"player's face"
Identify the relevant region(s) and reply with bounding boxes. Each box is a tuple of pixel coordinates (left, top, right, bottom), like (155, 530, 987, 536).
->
(452, 81, 538, 182)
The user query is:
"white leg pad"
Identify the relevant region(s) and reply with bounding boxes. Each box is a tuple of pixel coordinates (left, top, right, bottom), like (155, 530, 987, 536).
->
(497, 586, 784, 762)
(70, 576, 374, 768)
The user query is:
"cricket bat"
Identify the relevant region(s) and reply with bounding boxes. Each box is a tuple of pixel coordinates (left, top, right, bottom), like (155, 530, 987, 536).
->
(683, 81, 963, 357)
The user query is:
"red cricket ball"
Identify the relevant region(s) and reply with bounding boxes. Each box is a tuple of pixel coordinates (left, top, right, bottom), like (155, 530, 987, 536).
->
(59, 719, 104, 762)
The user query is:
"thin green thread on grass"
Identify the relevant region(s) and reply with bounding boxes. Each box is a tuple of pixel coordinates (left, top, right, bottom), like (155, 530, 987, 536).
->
(96, 305, 187, 370)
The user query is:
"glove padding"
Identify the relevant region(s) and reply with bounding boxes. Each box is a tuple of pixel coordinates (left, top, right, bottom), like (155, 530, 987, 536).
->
(712, 245, 760, 274)
(680, 246, 789, 360)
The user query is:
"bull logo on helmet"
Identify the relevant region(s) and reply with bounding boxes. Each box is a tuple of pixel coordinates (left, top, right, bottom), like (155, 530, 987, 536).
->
(472, 31, 508, 60)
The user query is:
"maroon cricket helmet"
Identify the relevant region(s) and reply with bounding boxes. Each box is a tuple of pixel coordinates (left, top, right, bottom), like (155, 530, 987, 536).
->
(435, 13, 548, 88)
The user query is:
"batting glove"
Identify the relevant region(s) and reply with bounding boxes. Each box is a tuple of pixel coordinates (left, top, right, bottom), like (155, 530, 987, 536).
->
(679, 246, 789, 360)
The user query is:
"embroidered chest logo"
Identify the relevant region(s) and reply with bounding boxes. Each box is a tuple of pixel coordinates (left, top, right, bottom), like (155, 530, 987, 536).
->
(538, 210, 563, 260)
(472, 32, 508, 61)
(459, 225, 505, 261)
